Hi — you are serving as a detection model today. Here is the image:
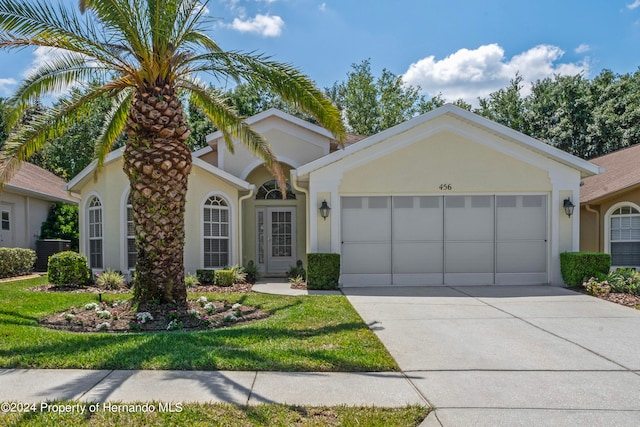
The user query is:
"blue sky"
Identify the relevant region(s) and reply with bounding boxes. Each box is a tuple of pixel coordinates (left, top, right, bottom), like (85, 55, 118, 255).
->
(1, 0, 640, 105)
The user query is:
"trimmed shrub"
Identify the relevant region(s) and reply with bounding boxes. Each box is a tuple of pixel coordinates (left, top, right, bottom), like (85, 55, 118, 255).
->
(307, 253, 340, 290)
(214, 269, 234, 287)
(196, 269, 215, 285)
(0, 248, 37, 278)
(48, 251, 91, 287)
(560, 252, 611, 286)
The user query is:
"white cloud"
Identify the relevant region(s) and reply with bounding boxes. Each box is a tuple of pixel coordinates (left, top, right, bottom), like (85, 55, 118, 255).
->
(319, 2, 327, 12)
(627, 0, 640, 10)
(23, 46, 65, 78)
(403, 43, 589, 105)
(575, 43, 590, 54)
(229, 14, 284, 37)
(0, 78, 16, 95)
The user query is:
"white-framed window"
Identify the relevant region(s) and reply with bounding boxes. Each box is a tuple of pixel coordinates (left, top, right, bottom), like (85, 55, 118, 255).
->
(126, 194, 136, 270)
(255, 179, 296, 200)
(1, 210, 9, 231)
(610, 205, 640, 266)
(87, 196, 103, 269)
(203, 195, 229, 268)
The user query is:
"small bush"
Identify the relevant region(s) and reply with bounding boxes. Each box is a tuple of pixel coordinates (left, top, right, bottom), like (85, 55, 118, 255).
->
(560, 252, 611, 287)
(582, 277, 611, 297)
(594, 269, 640, 295)
(185, 273, 200, 288)
(196, 269, 215, 285)
(214, 269, 234, 287)
(227, 264, 247, 284)
(95, 269, 125, 290)
(39, 202, 79, 251)
(244, 260, 260, 283)
(286, 260, 306, 281)
(0, 248, 36, 278)
(48, 251, 91, 287)
(307, 253, 340, 290)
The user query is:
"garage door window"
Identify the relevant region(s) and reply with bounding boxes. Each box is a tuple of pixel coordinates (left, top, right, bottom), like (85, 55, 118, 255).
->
(610, 206, 640, 266)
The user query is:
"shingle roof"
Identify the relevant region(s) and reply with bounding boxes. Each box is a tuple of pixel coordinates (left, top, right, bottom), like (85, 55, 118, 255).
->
(580, 143, 640, 204)
(5, 162, 79, 204)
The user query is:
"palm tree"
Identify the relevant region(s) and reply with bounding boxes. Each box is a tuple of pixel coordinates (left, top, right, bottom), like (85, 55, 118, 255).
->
(0, 0, 345, 309)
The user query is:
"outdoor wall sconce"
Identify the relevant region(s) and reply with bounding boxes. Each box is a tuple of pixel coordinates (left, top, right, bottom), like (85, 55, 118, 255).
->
(319, 200, 331, 220)
(563, 198, 575, 218)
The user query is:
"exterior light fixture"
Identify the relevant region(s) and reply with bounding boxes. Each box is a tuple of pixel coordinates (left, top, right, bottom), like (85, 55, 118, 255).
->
(563, 198, 575, 218)
(319, 200, 331, 220)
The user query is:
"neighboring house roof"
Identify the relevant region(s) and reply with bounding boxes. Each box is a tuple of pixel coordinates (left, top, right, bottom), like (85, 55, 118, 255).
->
(65, 148, 253, 192)
(295, 104, 602, 180)
(4, 162, 79, 204)
(580, 143, 640, 204)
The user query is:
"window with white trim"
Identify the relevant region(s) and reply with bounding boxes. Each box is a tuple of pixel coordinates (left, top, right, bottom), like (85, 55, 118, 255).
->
(87, 196, 103, 269)
(1, 210, 9, 231)
(255, 180, 296, 200)
(203, 196, 229, 268)
(126, 194, 136, 270)
(610, 205, 640, 266)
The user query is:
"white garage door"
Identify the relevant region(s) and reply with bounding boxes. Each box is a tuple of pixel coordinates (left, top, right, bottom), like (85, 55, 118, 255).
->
(341, 195, 547, 286)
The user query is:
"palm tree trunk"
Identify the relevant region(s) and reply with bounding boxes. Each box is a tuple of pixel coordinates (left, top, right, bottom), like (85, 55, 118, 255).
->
(123, 84, 192, 306)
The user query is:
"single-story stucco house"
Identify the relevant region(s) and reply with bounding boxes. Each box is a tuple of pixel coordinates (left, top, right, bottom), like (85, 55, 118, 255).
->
(580, 143, 640, 269)
(0, 162, 79, 249)
(66, 104, 601, 286)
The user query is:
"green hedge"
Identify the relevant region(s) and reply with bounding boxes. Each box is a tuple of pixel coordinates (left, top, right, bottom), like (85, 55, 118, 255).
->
(215, 269, 233, 287)
(196, 269, 215, 285)
(0, 248, 36, 278)
(560, 252, 611, 286)
(307, 253, 340, 290)
(48, 251, 91, 287)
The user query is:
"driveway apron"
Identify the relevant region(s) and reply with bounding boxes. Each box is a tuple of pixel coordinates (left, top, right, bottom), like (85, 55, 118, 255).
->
(344, 286, 640, 427)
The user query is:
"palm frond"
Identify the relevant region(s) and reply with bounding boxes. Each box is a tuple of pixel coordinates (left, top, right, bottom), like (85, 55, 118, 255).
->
(94, 88, 132, 171)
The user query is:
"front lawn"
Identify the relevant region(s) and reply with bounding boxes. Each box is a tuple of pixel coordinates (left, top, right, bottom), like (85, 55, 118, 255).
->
(0, 276, 398, 371)
(0, 402, 430, 426)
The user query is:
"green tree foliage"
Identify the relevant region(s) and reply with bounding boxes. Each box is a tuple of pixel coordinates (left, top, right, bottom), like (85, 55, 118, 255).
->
(39, 202, 79, 251)
(326, 59, 441, 135)
(0, 97, 8, 147)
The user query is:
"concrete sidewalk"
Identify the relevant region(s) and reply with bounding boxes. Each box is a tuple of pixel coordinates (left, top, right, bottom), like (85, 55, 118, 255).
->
(0, 369, 428, 408)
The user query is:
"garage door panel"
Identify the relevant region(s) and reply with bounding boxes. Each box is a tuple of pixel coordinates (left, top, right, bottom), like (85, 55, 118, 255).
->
(393, 196, 442, 241)
(393, 242, 443, 273)
(342, 197, 391, 242)
(497, 195, 547, 240)
(342, 242, 391, 274)
(445, 242, 494, 273)
(445, 196, 494, 241)
(497, 241, 546, 273)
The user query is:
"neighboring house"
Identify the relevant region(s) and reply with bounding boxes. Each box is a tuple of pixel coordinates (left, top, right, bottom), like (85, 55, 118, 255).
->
(66, 105, 599, 286)
(0, 162, 79, 249)
(580, 143, 640, 268)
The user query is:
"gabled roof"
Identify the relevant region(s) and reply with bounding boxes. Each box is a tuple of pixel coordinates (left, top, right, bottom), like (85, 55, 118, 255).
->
(205, 108, 336, 144)
(296, 104, 602, 179)
(4, 162, 78, 204)
(580, 143, 640, 204)
(65, 148, 252, 192)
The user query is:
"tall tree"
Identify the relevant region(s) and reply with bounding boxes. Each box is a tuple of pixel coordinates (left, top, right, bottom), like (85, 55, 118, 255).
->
(476, 74, 527, 133)
(0, 0, 344, 311)
(326, 59, 437, 135)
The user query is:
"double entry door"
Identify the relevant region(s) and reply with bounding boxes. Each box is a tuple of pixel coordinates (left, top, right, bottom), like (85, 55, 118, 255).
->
(341, 195, 548, 286)
(256, 207, 296, 274)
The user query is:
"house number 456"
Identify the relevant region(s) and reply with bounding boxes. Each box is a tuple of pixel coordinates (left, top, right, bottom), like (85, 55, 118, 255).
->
(439, 184, 452, 190)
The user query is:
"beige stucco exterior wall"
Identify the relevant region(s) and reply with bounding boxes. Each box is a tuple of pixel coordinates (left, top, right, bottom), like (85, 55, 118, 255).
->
(339, 131, 552, 194)
(219, 125, 329, 179)
(579, 185, 640, 255)
(0, 192, 52, 249)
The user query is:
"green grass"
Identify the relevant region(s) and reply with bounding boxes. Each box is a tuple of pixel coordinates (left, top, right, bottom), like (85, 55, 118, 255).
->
(0, 402, 430, 426)
(0, 276, 398, 371)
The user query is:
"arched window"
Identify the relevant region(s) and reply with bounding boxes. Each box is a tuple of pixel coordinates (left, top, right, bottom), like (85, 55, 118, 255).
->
(203, 196, 230, 268)
(610, 205, 640, 266)
(87, 196, 103, 269)
(126, 194, 136, 270)
(255, 179, 296, 200)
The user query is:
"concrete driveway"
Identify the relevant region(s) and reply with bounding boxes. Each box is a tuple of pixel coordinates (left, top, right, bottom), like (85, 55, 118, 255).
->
(344, 286, 640, 426)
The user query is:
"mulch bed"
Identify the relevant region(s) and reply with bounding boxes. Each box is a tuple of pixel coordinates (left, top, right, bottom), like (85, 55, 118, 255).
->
(35, 281, 267, 333)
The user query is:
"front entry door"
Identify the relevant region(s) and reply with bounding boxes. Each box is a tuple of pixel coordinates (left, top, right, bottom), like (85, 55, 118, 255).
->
(256, 207, 296, 274)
